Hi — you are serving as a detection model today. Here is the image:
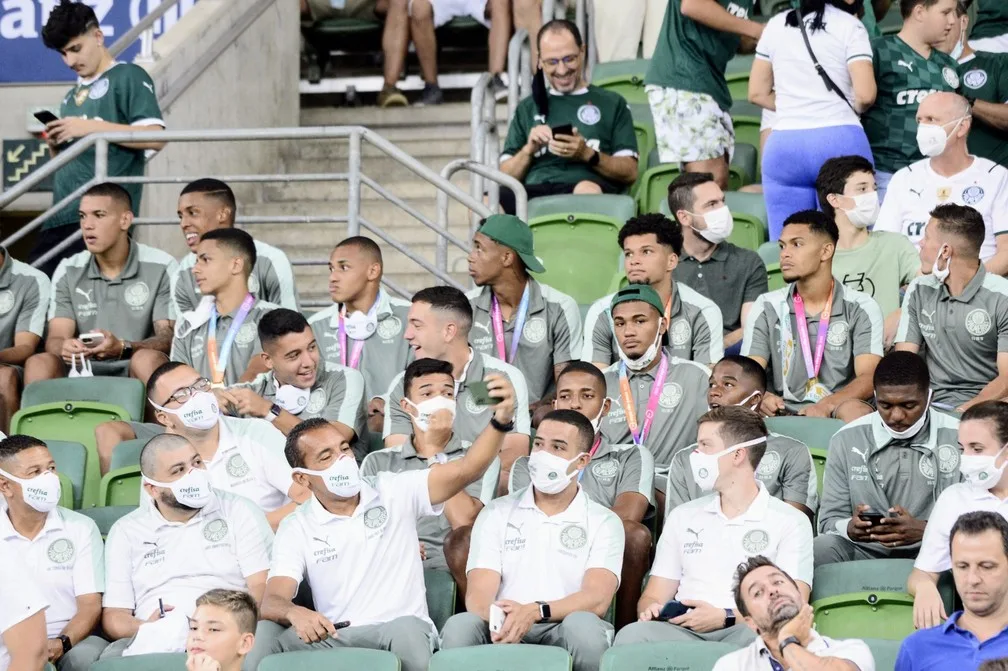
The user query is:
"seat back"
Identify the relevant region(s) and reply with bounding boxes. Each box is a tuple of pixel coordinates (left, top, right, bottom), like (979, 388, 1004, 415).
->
(766, 262, 785, 291)
(78, 505, 138, 538)
(727, 214, 766, 251)
(724, 190, 769, 229)
(529, 211, 625, 305)
(527, 194, 636, 222)
(21, 377, 146, 421)
(628, 103, 656, 165)
(813, 558, 957, 614)
(809, 447, 828, 497)
(731, 142, 759, 185)
(726, 54, 754, 103)
(590, 59, 650, 105)
(813, 591, 915, 641)
(765, 416, 845, 451)
(110, 438, 147, 471)
(863, 637, 901, 671)
(430, 644, 571, 671)
(47, 440, 87, 509)
(100, 465, 142, 507)
(600, 641, 740, 671)
(424, 568, 457, 632)
(259, 649, 401, 671)
(58, 472, 73, 508)
(92, 653, 186, 671)
(758, 241, 780, 265)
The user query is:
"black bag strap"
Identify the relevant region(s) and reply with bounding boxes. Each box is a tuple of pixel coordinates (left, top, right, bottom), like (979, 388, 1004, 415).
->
(795, 11, 857, 113)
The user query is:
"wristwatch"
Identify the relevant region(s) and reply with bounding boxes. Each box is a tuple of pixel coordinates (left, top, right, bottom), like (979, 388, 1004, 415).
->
(489, 415, 515, 432)
(587, 149, 601, 167)
(779, 635, 802, 654)
(120, 341, 133, 360)
(58, 635, 72, 654)
(536, 601, 551, 623)
(266, 403, 283, 423)
(723, 609, 736, 628)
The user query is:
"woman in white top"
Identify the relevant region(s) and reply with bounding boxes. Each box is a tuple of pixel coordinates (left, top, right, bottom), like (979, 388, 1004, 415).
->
(749, 0, 877, 240)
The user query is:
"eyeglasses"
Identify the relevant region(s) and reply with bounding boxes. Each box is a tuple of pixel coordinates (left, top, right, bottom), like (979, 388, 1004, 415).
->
(164, 378, 212, 405)
(542, 54, 579, 68)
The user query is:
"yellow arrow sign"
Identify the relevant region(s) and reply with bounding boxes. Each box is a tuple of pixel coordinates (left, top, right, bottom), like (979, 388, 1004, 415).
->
(5, 145, 23, 163)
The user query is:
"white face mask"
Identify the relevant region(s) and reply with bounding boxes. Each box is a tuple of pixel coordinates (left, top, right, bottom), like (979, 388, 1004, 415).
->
(0, 469, 61, 513)
(879, 390, 931, 440)
(691, 206, 734, 244)
(737, 391, 761, 412)
(589, 403, 606, 435)
(296, 454, 362, 498)
(689, 436, 767, 492)
(344, 310, 377, 340)
(961, 445, 1008, 490)
(275, 383, 310, 414)
(917, 117, 965, 158)
(144, 467, 213, 509)
(405, 395, 457, 432)
(528, 449, 586, 495)
(950, 35, 965, 60)
(843, 191, 880, 229)
(932, 245, 951, 282)
(153, 391, 220, 431)
(618, 320, 664, 372)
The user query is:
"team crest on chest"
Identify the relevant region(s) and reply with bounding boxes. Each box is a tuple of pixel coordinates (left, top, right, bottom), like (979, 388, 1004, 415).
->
(203, 519, 229, 543)
(670, 319, 691, 347)
(942, 66, 960, 89)
(937, 444, 960, 475)
(523, 317, 547, 344)
(826, 321, 849, 347)
(742, 529, 770, 554)
(560, 524, 588, 550)
(363, 506, 388, 529)
(47, 538, 75, 564)
(235, 322, 258, 346)
(0, 290, 14, 315)
(918, 454, 936, 480)
(305, 388, 327, 415)
(125, 282, 150, 308)
(963, 69, 988, 89)
(962, 185, 985, 206)
(464, 392, 488, 415)
(226, 454, 250, 478)
(966, 308, 992, 337)
(577, 103, 601, 125)
(248, 275, 260, 294)
(377, 316, 402, 340)
(658, 382, 683, 409)
(591, 460, 619, 480)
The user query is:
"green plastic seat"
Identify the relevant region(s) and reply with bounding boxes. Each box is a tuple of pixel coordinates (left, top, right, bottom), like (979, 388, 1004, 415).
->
(527, 194, 636, 222)
(725, 190, 768, 229)
(110, 438, 147, 471)
(100, 465, 142, 507)
(864, 637, 901, 671)
(765, 416, 845, 451)
(591, 58, 649, 82)
(813, 591, 915, 641)
(590, 59, 650, 104)
(12, 400, 132, 509)
(58, 472, 73, 508)
(659, 196, 765, 251)
(809, 446, 828, 497)
(628, 103, 656, 169)
(430, 644, 571, 671)
(638, 150, 747, 213)
(529, 214, 624, 305)
(46, 440, 87, 509)
(758, 241, 780, 265)
(732, 142, 759, 185)
(726, 54, 754, 102)
(767, 262, 785, 290)
(21, 377, 145, 421)
(812, 558, 956, 614)
(425, 568, 457, 632)
(92, 653, 186, 671)
(260, 649, 400, 671)
(78, 505, 137, 538)
(600, 641, 740, 671)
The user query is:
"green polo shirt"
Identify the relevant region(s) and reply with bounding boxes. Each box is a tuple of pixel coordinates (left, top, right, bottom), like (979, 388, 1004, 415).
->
(818, 410, 960, 555)
(665, 433, 818, 516)
(172, 239, 300, 315)
(0, 248, 50, 346)
(674, 242, 768, 334)
(958, 51, 1008, 167)
(600, 348, 711, 487)
(742, 282, 884, 408)
(170, 298, 279, 386)
(509, 436, 654, 509)
(467, 280, 581, 403)
(49, 240, 176, 340)
(831, 231, 921, 317)
(896, 267, 1008, 407)
(582, 282, 723, 366)
(309, 291, 413, 402)
(360, 434, 498, 571)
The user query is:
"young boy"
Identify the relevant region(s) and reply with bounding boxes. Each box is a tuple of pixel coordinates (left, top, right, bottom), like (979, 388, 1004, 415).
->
(185, 589, 257, 671)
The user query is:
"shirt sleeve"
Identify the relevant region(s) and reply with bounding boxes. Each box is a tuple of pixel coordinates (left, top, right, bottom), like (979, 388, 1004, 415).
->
(119, 65, 164, 126)
(775, 508, 815, 588)
(817, 436, 854, 536)
(259, 253, 300, 311)
(506, 368, 533, 436)
(846, 20, 873, 62)
(170, 330, 193, 366)
(851, 296, 885, 357)
(392, 469, 441, 521)
(102, 524, 136, 610)
(998, 294, 1008, 354)
(231, 497, 274, 578)
(894, 279, 924, 346)
(740, 295, 772, 360)
(826, 638, 877, 671)
(382, 374, 412, 439)
(914, 490, 954, 573)
(73, 518, 105, 596)
(754, 16, 776, 61)
(465, 504, 504, 575)
(15, 273, 50, 337)
(507, 456, 531, 494)
(777, 441, 819, 511)
(651, 510, 684, 580)
(501, 101, 531, 161)
(615, 445, 654, 503)
(0, 553, 48, 635)
(610, 99, 639, 157)
(267, 516, 306, 584)
(49, 260, 74, 321)
(692, 301, 725, 364)
(171, 267, 197, 316)
(152, 262, 175, 323)
(992, 170, 1008, 237)
(586, 511, 625, 586)
(742, 254, 770, 305)
(550, 294, 582, 366)
(580, 298, 615, 364)
(664, 450, 692, 516)
(895, 235, 923, 287)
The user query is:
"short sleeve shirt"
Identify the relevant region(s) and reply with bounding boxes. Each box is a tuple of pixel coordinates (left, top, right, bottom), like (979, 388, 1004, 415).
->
(171, 239, 300, 315)
(958, 52, 1008, 166)
(0, 547, 48, 671)
(896, 268, 1008, 407)
(741, 282, 884, 406)
(832, 232, 922, 317)
(0, 507, 103, 638)
(360, 435, 499, 571)
(49, 241, 177, 340)
(895, 611, 1008, 669)
(0, 247, 51, 346)
(713, 633, 876, 671)
(467, 280, 582, 403)
(501, 86, 638, 189)
(674, 243, 768, 334)
(310, 292, 413, 402)
(915, 483, 1008, 574)
(582, 283, 724, 366)
(467, 487, 625, 603)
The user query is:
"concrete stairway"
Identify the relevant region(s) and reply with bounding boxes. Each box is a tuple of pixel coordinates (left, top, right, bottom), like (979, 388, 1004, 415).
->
(243, 101, 507, 308)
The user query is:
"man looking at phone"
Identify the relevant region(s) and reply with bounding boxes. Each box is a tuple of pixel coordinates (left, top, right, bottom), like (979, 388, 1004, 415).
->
(25, 183, 176, 385)
(815, 351, 961, 566)
(37, 0, 165, 277)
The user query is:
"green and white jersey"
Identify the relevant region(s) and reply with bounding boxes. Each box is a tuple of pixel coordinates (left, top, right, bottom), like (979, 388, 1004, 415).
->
(467, 280, 581, 404)
(172, 239, 299, 315)
(972, 0, 1008, 41)
(644, 0, 755, 112)
(896, 268, 1008, 407)
(501, 86, 638, 188)
(49, 241, 176, 341)
(958, 51, 1008, 166)
(49, 62, 163, 230)
(0, 247, 51, 346)
(862, 37, 960, 174)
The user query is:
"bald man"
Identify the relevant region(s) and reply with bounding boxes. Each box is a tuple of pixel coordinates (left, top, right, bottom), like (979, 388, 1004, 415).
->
(876, 91, 1008, 276)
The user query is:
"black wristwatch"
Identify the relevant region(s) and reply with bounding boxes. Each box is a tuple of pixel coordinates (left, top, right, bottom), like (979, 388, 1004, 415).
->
(779, 635, 802, 654)
(489, 415, 515, 432)
(723, 609, 736, 628)
(536, 601, 551, 623)
(120, 341, 133, 360)
(58, 635, 72, 654)
(587, 149, 601, 167)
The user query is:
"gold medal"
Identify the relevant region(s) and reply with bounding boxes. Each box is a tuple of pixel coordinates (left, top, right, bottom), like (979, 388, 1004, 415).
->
(74, 87, 89, 106)
(937, 186, 952, 202)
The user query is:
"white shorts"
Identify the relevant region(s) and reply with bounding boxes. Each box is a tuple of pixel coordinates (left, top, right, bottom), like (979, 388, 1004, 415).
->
(410, 0, 489, 28)
(970, 34, 1008, 54)
(646, 85, 735, 164)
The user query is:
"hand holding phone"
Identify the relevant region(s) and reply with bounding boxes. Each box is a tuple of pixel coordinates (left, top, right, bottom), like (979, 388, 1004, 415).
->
(467, 380, 499, 407)
(551, 123, 574, 137)
(80, 331, 105, 347)
(858, 508, 886, 525)
(489, 604, 505, 634)
(34, 110, 60, 125)
(658, 600, 690, 621)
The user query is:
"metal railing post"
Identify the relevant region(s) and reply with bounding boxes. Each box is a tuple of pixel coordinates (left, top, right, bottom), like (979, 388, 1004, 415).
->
(507, 29, 529, 120)
(347, 129, 362, 235)
(136, 27, 156, 64)
(94, 139, 109, 181)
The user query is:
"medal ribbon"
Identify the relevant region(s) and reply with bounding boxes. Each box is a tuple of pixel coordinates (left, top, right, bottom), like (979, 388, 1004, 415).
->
(791, 283, 834, 381)
(491, 283, 530, 363)
(337, 292, 383, 369)
(207, 293, 256, 386)
(577, 435, 603, 482)
(618, 353, 669, 446)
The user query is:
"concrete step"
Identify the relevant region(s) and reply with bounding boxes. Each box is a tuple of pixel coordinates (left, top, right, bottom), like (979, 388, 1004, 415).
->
(260, 176, 481, 204)
(300, 101, 504, 127)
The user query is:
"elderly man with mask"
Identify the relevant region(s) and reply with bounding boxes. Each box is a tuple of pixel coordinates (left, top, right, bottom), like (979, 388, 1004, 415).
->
(875, 91, 1008, 276)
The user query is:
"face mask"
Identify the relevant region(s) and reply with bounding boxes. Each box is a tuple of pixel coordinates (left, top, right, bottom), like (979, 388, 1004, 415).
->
(152, 391, 220, 431)
(917, 118, 965, 158)
(843, 191, 880, 229)
(589, 403, 606, 435)
(405, 396, 457, 432)
(691, 206, 734, 244)
(879, 390, 931, 440)
(618, 320, 663, 372)
(295, 454, 362, 498)
(0, 469, 61, 513)
(689, 436, 768, 492)
(144, 467, 213, 509)
(932, 245, 951, 282)
(528, 449, 586, 495)
(737, 391, 761, 412)
(950, 35, 965, 60)
(344, 310, 377, 340)
(275, 383, 310, 414)
(961, 446, 1008, 490)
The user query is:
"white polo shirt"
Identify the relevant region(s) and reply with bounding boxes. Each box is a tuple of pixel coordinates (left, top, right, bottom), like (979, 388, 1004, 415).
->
(0, 546, 48, 671)
(269, 469, 440, 628)
(467, 486, 625, 604)
(655, 483, 814, 609)
(712, 632, 875, 671)
(915, 482, 1008, 574)
(104, 489, 272, 621)
(0, 507, 103, 638)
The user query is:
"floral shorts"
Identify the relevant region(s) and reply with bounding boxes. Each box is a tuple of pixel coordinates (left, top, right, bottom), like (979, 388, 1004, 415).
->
(646, 85, 735, 164)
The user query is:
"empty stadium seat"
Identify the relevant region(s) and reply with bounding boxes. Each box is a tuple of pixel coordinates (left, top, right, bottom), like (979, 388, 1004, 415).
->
(21, 377, 146, 421)
(809, 447, 828, 496)
(259, 649, 400, 671)
(813, 559, 957, 616)
(92, 653, 185, 671)
(758, 241, 780, 265)
(813, 591, 915, 641)
(864, 637, 901, 671)
(78, 505, 137, 538)
(429, 644, 571, 671)
(600, 641, 740, 671)
(527, 194, 636, 222)
(726, 54, 754, 102)
(766, 262, 785, 290)
(110, 438, 147, 471)
(100, 465, 142, 507)
(730, 104, 763, 171)
(765, 416, 844, 450)
(590, 59, 650, 104)
(425, 568, 457, 631)
(47, 440, 87, 509)
(732, 142, 759, 185)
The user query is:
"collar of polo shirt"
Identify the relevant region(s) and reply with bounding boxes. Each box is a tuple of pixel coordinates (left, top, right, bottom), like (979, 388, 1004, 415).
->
(518, 483, 589, 520)
(868, 408, 937, 451)
(785, 281, 845, 317)
(308, 482, 381, 522)
(681, 244, 731, 264)
(473, 279, 546, 316)
(705, 481, 771, 521)
(401, 433, 464, 461)
(0, 505, 63, 541)
(939, 265, 987, 303)
(0, 248, 12, 289)
(87, 239, 140, 284)
(146, 487, 220, 527)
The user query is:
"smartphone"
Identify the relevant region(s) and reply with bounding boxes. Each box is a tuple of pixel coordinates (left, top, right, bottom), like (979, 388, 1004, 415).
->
(658, 600, 690, 621)
(859, 509, 886, 525)
(80, 332, 105, 346)
(551, 123, 574, 137)
(333, 620, 351, 630)
(489, 604, 505, 634)
(468, 380, 499, 407)
(775, 407, 798, 417)
(33, 110, 59, 125)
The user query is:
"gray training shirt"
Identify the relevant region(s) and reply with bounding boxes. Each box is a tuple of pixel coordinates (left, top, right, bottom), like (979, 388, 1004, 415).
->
(0, 247, 50, 347)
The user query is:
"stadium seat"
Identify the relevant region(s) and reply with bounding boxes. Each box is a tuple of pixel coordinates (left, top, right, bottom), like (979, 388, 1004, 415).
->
(730, 110, 763, 171)
(813, 559, 957, 613)
(812, 591, 915, 641)
(425, 568, 457, 631)
(21, 377, 145, 422)
(639, 150, 749, 214)
(527, 194, 636, 222)
(11, 400, 132, 509)
(429, 644, 570, 671)
(628, 103, 656, 169)
(47, 440, 87, 509)
(259, 649, 400, 671)
(726, 54, 755, 102)
(110, 438, 147, 471)
(878, 5, 903, 34)
(809, 447, 828, 496)
(758, 241, 780, 265)
(78, 505, 137, 538)
(58, 472, 73, 509)
(600, 641, 740, 671)
(590, 59, 650, 104)
(724, 191, 768, 251)
(766, 262, 785, 290)
(732, 142, 759, 185)
(765, 416, 844, 450)
(99, 465, 141, 507)
(864, 637, 901, 671)
(92, 653, 186, 671)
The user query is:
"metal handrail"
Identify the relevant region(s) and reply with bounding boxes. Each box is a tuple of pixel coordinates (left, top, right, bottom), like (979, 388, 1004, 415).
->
(437, 160, 527, 262)
(108, 0, 184, 61)
(506, 30, 532, 121)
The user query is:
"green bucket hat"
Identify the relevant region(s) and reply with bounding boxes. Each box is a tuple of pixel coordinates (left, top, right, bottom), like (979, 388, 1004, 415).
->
(610, 284, 665, 317)
(479, 214, 546, 273)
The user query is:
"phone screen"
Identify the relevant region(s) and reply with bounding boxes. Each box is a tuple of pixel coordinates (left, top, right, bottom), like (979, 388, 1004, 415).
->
(551, 123, 574, 137)
(658, 600, 689, 621)
(34, 111, 59, 125)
